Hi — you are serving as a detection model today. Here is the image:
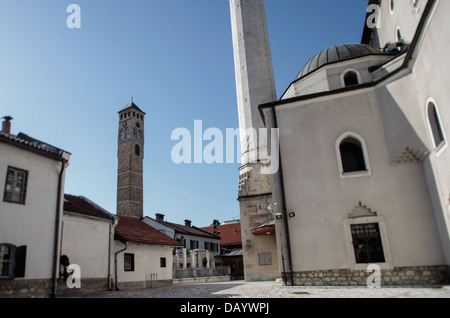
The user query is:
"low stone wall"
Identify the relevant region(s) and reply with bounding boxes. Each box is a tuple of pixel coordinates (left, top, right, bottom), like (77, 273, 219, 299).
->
(283, 265, 450, 286)
(56, 278, 110, 296)
(0, 277, 176, 297)
(116, 279, 172, 291)
(172, 276, 231, 284)
(173, 266, 230, 279)
(0, 279, 52, 298)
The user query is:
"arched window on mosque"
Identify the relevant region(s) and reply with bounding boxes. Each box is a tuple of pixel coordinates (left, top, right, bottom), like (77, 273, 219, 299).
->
(427, 100, 446, 149)
(339, 137, 367, 173)
(343, 71, 359, 87)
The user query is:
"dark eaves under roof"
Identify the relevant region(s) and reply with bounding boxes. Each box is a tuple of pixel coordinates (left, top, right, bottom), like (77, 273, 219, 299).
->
(0, 131, 70, 161)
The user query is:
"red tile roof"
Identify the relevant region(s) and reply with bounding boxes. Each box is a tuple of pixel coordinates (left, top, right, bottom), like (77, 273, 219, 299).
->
(64, 194, 113, 220)
(115, 216, 182, 247)
(0, 131, 68, 161)
(202, 222, 242, 246)
(163, 221, 220, 239)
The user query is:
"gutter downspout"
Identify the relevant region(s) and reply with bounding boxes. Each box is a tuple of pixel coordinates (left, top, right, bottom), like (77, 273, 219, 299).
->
(107, 222, 113, 291)
(114, 242, 128, 291)
(270, 105, 294, 286)
(50, 158, 67, 298)
(107, 217, 119, 290)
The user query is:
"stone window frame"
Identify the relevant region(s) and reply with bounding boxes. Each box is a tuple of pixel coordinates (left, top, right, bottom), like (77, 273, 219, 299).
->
(426, 97, 447, 156)
(343, 211, 393, 271)
(396, 26, 403, 42)
(389, 0, 395, 14)
(340, 69, 361, 88)
(335, 131, 372, 179)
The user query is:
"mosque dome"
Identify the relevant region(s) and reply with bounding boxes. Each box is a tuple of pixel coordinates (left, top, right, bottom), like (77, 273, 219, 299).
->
(296, 44, 388, 80)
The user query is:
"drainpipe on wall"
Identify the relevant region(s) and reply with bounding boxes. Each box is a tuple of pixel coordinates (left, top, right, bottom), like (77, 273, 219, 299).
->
(108, 217, 118, 291)
(114, 242, 128, 291)
(107, 222, 112, 290)
(269, 105, 294, 286)
(50, 158, 67, 298)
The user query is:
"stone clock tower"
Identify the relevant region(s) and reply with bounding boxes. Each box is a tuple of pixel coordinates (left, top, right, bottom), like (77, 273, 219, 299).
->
(117, 100, 146, 218)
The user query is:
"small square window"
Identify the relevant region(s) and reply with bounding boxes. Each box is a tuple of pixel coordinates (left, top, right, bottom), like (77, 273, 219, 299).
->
(3, 167, 28, 204)
(258, 253, 272, 266)
(124, 253, 134, 271)
(351, 223, 385, 264)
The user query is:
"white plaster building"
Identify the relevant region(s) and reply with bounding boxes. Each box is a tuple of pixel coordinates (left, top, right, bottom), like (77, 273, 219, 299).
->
(143, 214, 222, 279)
(113, 215, 181, 289)
(0, 117, 71, 297)
(59, 194, 117, 294)
(229, 0, 450, 285)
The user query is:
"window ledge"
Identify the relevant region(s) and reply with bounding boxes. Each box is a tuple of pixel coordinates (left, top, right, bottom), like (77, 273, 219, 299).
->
(435, 142, 447, 157)
(340, 170, 371, 179)
(354, 262, 393, 271)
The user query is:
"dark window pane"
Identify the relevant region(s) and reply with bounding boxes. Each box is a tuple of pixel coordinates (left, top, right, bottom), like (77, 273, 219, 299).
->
(344, 72, 359, 87)
(3, 167, 28, 204)
(351, 223, 385, 264)
(428, 102, 445, 148)
(340, 138, 366, 172)
(14, 246, 27, 278)
(124, 253, 134, 271)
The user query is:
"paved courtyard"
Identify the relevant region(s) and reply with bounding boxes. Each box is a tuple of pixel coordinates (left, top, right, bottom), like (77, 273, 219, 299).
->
(64, 280, 450, 298)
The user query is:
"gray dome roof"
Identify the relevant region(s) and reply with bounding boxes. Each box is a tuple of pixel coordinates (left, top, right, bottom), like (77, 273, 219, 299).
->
(296, 44, 387, 80)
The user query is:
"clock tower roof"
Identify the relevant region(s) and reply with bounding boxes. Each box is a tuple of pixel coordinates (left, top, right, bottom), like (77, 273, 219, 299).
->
(118, 101, 146, 115)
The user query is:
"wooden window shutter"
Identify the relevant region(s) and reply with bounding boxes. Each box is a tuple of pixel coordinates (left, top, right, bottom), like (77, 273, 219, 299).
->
(14, 245, 27, 278)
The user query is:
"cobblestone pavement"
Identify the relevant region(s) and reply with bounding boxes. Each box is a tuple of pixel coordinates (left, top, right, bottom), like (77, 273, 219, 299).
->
(64, 280, 450, 298)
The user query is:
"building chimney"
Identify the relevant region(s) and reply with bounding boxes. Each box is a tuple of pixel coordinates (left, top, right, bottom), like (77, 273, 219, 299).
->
(184, 219, 192, 227)
(2, 116, 13, 134)
(155, 213, 164, 222)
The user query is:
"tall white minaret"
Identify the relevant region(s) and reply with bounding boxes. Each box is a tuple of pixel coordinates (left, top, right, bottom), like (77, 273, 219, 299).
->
(230, 0, 277, 164)
(229, 0, 279, 282)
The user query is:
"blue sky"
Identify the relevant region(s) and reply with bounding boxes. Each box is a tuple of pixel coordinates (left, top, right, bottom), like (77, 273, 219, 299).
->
(0, 0, 369, 226)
